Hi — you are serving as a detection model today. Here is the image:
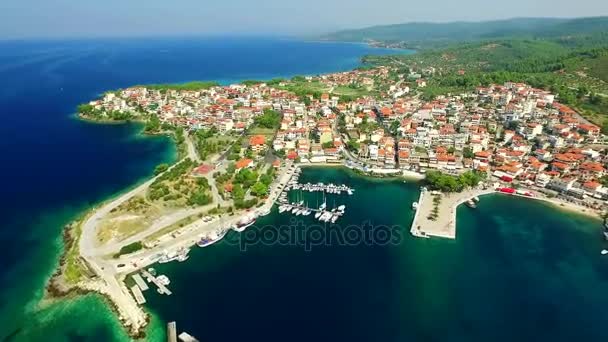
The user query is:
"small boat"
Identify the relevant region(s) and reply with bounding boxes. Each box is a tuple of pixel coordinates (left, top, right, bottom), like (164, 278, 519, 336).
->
(158, 251, 178, 264)
(147, 268, 157, 276)
(465, 199, 477, 209)
(602, 249, 608, 255)
(197, 237, 215, 248)
(473, 196, 480, 202)
(412, 202, 419, 210)
(314, 211, 322, 219)
(233, 214, 256, 232)
(157, 275, 170, 285)
(337, 205, 346, 211)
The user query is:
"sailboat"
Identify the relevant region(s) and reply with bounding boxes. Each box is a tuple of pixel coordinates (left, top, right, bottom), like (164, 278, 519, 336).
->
(319, 192, 327, 211)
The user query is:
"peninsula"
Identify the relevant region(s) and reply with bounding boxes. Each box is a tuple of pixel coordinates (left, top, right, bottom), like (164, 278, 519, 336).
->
(50, 31, 608, 338)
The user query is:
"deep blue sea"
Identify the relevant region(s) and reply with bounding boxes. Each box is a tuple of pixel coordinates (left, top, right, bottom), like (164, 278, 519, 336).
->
(0, 37, 400, 341)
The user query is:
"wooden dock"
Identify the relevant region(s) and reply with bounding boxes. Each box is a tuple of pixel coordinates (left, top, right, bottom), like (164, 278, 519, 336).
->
(167, 322, 177, 342)
(132, 273, 149, 291)
(130, 285, 146, 305)
(142, 270, 172, 295)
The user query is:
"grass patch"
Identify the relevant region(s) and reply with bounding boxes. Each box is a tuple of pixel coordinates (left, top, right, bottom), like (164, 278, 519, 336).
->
(113, 241, 143, 258)
(144, 212, 203, 243)
(63, 222, 85, 284)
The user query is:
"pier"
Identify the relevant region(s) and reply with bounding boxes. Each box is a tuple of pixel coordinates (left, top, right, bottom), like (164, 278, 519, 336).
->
(130, 285, 146, 305)
(178, 332, 200, 342)
(410, 188, 496, 239)
(132, 273, 149, 291)
(167, 322, 177, 342)
(142, 270, 172, 295)
(409, 189, 429, 239)
(285, 182, 355, 195)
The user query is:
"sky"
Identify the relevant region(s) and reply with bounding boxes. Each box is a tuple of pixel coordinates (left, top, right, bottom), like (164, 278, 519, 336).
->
(1, 0, 607, 39)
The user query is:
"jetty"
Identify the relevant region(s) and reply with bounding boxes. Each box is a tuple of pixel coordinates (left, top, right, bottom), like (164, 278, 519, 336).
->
(142, 270, 172, 295)
(132, 273, 149, 291)
(410, 187, 496, 239)
(130, 285, 146, 305)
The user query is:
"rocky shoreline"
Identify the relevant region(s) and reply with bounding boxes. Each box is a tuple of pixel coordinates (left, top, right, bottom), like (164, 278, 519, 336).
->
(45, 221, 149, 340)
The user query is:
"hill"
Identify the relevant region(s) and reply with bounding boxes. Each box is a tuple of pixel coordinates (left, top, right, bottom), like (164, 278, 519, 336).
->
(321, 17, 608, 48)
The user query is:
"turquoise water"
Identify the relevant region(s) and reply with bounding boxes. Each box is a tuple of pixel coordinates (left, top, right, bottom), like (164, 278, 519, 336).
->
(144, 167, 608, 342)
(0, 38, 402, 341)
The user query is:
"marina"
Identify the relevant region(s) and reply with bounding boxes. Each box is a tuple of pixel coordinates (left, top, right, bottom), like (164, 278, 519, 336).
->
(276, 167, 353, 223)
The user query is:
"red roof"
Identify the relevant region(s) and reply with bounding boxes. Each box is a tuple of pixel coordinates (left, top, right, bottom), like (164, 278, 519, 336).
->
(235, 158, 253, 169)
(249, 135, 266, 146)
(193, 164, 214, 175)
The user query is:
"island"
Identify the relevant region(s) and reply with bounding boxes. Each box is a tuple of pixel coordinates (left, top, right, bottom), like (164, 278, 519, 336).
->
(49, 29, 608, 338)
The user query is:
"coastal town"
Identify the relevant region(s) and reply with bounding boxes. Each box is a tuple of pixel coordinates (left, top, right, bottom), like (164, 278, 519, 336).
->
(63, 61, 608, 338)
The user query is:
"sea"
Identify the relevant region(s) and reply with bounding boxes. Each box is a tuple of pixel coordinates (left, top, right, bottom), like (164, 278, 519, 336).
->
(1, 37, 607, 342)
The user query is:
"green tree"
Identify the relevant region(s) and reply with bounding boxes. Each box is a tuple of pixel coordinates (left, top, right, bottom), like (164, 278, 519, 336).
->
(250, 182, 269, 197)
(145, 114, 161, 132)
(154, 163, 169, 175)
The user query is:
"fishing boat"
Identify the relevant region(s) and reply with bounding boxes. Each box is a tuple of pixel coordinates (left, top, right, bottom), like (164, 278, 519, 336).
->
(258, 207, 271, 216)
(158, 251, 179, 264)
(232, 214, 256, 232)
(197, 236, 216, 248)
